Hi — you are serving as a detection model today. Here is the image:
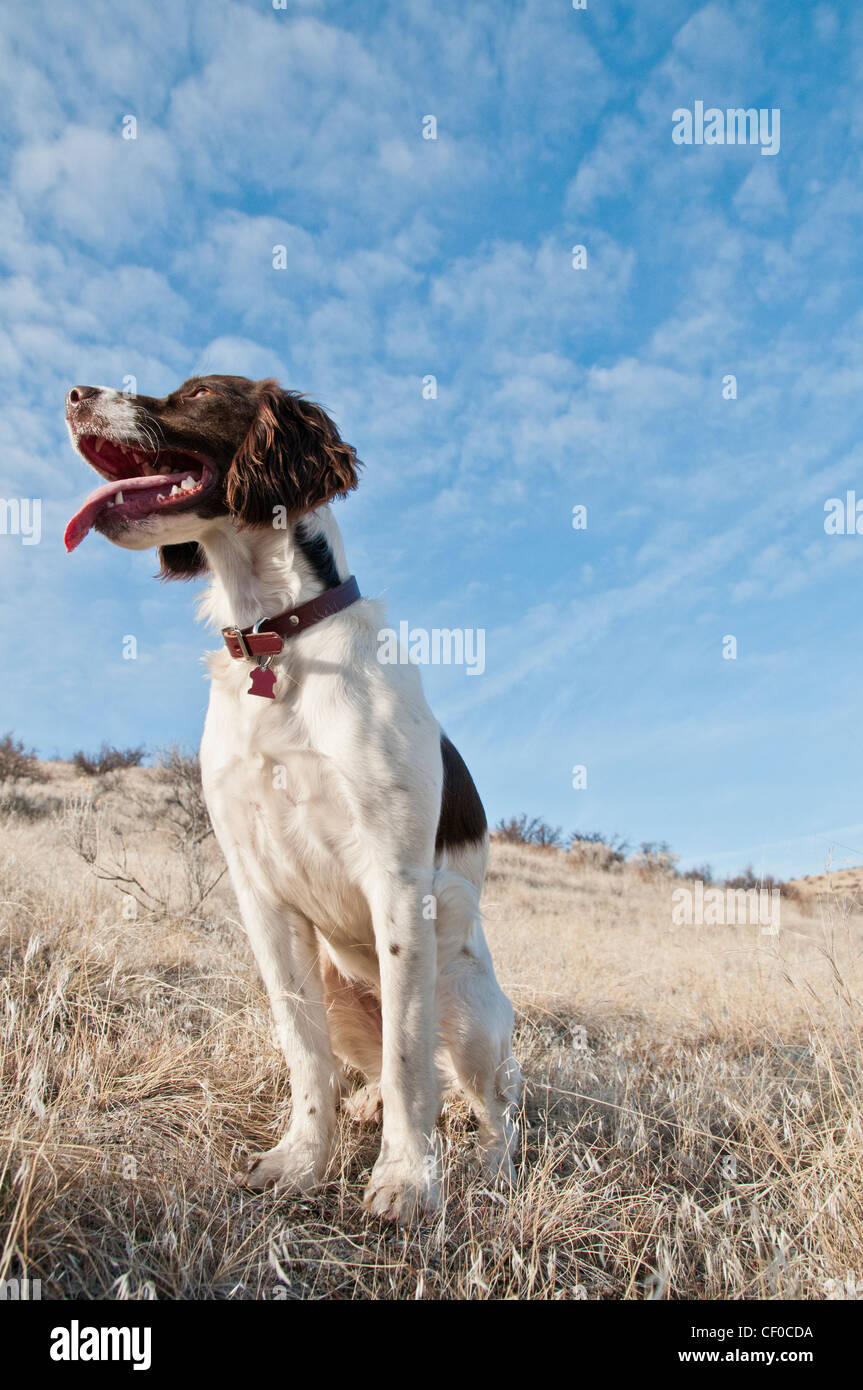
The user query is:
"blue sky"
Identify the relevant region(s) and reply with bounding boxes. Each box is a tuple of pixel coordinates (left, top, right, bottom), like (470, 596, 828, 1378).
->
(1, 0, 862, 879)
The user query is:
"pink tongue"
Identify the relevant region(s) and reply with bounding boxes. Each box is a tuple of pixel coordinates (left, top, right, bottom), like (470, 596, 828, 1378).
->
(65, 473, 179, 552)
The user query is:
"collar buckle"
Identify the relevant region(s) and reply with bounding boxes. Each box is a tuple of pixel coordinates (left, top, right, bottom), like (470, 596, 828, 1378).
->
(221, 625, 252, 660)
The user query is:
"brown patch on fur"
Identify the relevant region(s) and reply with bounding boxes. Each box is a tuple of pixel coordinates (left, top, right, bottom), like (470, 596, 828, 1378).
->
(318, 950, 382, 1080)
(389, 943, 401, 956)
(157, 541, 208, 580)
(227, 381, 360, 524)
(435, 732, 487, 853)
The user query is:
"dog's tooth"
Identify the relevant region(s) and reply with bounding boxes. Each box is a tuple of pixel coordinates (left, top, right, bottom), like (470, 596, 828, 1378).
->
(170, 484, 181, 496)
(181, 476, 196, 491)
(93, 438, 105, 454)
(157, 493, 166, 502)
(115, 490, 124, 504)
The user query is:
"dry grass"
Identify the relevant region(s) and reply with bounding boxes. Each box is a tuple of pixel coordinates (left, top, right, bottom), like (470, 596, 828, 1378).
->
(2, 766, 862, 1300)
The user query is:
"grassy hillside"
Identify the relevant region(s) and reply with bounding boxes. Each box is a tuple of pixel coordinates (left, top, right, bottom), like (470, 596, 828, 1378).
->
(1, 762, 862, 1299)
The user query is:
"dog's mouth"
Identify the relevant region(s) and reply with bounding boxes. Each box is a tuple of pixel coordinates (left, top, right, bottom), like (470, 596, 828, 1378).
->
(64, 435, 217, 552)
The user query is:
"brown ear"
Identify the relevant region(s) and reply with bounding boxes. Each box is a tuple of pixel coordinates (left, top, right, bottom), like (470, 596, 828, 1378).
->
(157, 542, 208, 580)
(227, 381, 360, 525)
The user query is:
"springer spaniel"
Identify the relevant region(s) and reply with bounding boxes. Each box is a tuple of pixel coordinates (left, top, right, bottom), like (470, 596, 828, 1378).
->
(64, 376, 521, 1221)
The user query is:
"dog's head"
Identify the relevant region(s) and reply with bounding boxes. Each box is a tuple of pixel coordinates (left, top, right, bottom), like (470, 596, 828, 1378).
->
(64, 375, 360, 576)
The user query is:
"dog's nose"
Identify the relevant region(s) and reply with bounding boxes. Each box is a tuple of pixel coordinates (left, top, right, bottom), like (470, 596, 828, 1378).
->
(66, 385, 100, 406)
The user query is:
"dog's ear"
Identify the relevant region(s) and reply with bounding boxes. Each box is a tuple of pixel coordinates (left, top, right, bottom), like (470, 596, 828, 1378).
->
(157, 542, 208, 580)
(227, 380, 360, 524)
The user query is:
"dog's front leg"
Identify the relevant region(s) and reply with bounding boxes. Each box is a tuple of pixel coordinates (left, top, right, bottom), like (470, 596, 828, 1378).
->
(230, 874, 339, 1194)
(363, 868, 441, 1222)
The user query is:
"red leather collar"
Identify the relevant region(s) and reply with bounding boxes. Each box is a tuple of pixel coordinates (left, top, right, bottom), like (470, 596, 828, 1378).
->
(222, 576, 361, 661)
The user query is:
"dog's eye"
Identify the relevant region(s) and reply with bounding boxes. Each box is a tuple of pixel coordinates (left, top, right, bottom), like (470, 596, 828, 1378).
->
(188, 386, 211, 399)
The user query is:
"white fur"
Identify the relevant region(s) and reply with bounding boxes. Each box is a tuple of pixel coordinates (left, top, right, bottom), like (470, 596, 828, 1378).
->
(66, 387, 157, 450)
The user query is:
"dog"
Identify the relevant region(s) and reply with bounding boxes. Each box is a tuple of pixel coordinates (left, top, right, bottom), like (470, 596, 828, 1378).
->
(64, 375, 522, 1221)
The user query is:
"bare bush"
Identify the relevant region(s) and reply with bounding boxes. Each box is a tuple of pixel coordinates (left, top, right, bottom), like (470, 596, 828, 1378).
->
(63, 751, 224, 919)
(0, 733, 52, 820)
(72, 744, 146, 776)
(0, 732, 47, 787)
(153, 745, 213, 849)
(63, 796, 170, 915)
(568, 830, 629, 871)
(632, 840, 680, 878)
(724, 863, 801, 905)
(493, 814, 563, 849)
(568, 841, 625, 873)
(0, 790, 59, 821)
(154, 746, 224, 911)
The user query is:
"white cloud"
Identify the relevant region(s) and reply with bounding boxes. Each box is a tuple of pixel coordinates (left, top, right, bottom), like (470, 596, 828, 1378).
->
(733, 164, 787, 222)
(193, 336, 291, 381)
(12, 126, 182, 250)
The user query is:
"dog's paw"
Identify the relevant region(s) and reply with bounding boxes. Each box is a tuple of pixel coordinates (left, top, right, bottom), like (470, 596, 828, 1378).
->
(362, 1150, 440, 1223)
(343, 1083, 382, 1125)
(478, 1141, 517, 1188)
(478, 1113, 519, 1187)
(235, 1135, 330, 1194)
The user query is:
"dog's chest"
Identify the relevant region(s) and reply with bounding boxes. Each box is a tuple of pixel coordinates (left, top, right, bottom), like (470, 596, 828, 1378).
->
(200, 672, 364, 931)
